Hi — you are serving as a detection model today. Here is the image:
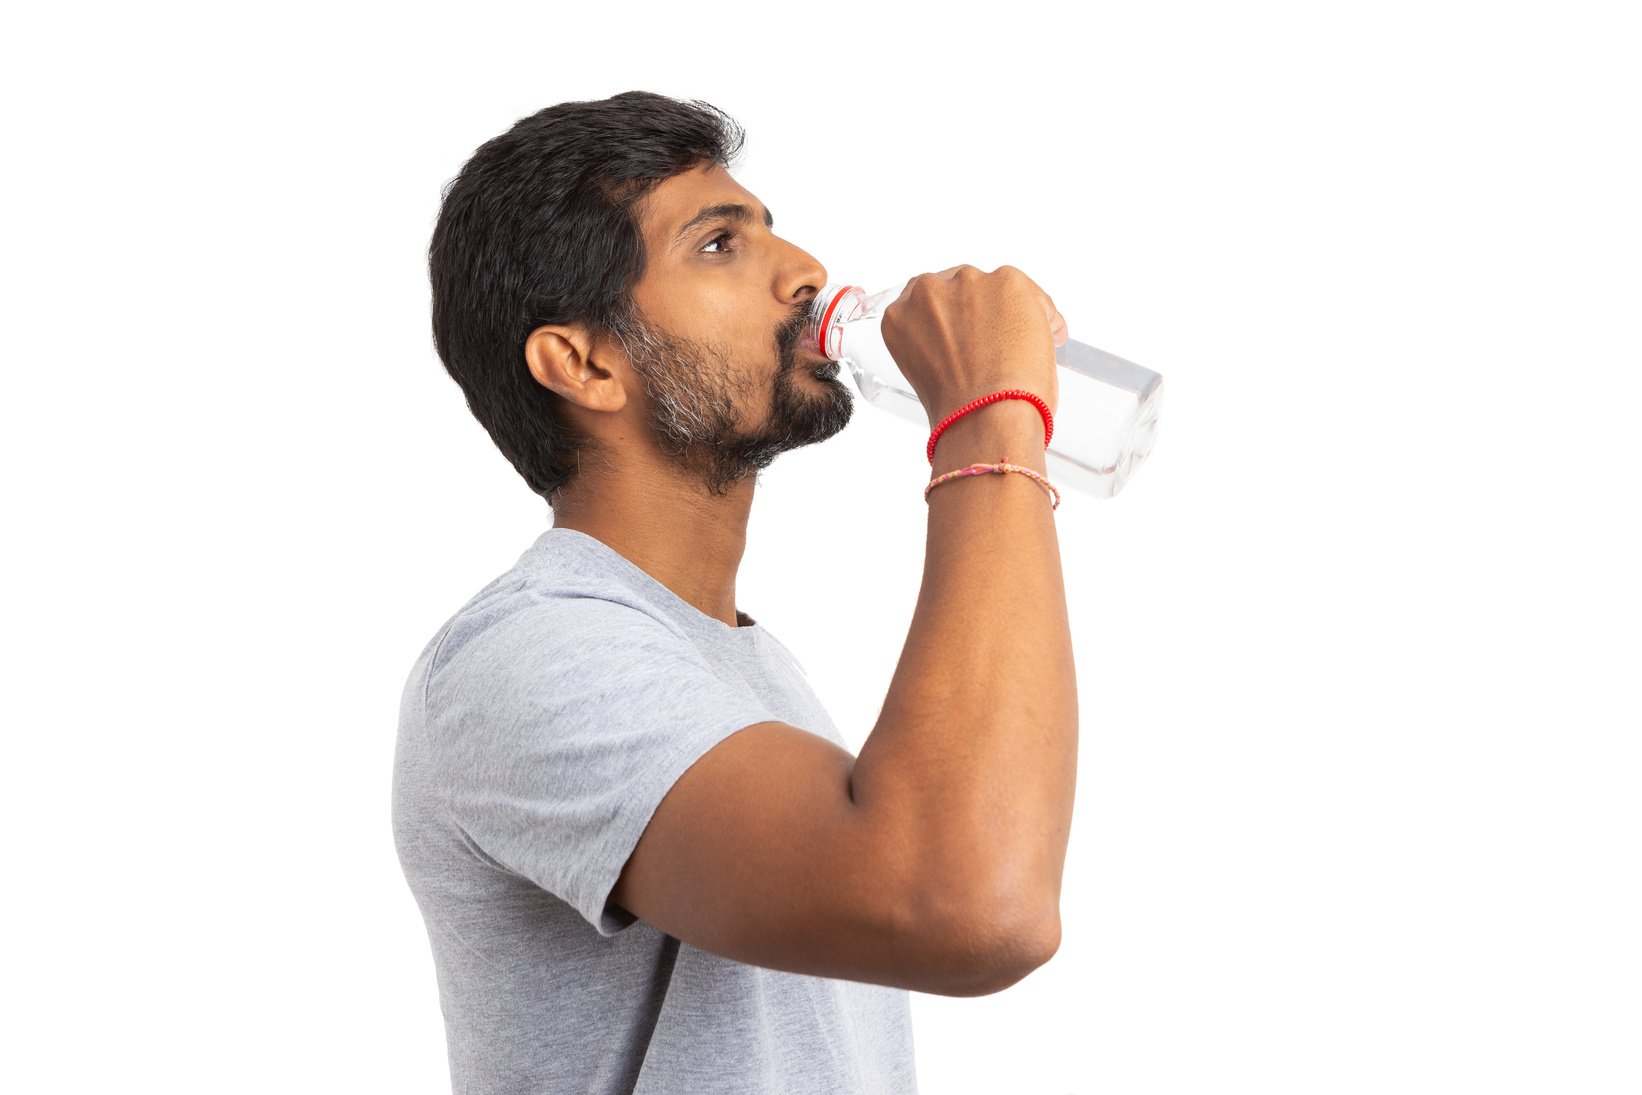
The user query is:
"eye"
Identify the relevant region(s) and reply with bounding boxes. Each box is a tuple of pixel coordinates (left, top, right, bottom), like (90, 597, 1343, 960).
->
(700, 230, 736, 254)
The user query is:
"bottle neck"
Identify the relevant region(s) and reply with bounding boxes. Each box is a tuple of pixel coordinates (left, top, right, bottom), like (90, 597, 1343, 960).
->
(805, 284, 864, 360)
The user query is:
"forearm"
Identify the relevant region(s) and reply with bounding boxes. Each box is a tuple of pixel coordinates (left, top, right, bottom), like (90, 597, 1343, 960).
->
(851, 398, 1078, 938)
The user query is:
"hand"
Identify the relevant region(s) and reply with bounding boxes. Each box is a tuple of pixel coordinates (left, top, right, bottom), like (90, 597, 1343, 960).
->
(880, 265, 1064, 427)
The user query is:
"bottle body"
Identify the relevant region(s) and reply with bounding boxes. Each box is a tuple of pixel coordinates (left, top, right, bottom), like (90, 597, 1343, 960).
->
(806, 281, 1163, 498)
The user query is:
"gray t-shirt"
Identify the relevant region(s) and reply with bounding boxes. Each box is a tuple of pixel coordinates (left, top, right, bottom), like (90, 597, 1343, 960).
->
(392, 526, 919, 1094)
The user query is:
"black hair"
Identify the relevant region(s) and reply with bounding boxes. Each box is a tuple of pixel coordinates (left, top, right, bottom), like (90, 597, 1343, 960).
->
(428, 91, 746, 506)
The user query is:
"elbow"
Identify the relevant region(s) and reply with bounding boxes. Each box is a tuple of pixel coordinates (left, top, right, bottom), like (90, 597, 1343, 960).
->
(921, 884, 1062, 997)
(964, 906, 1062, 997)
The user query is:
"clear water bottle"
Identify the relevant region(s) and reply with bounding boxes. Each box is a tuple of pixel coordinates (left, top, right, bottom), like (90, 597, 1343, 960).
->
(805, 281, 1164, 498)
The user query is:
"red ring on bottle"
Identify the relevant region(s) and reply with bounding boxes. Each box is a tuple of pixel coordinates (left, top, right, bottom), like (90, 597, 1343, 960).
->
(814, 286, 854, 358)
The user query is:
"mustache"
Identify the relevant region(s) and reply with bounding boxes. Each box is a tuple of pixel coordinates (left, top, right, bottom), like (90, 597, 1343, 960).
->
(775, 301, 814, 358)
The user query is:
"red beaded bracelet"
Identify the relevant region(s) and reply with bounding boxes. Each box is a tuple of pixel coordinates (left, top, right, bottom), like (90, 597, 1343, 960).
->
(927, 389, 1054, 464)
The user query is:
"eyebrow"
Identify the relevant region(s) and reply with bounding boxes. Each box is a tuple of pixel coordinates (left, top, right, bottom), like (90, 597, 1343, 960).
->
(671, 202, 774, 250)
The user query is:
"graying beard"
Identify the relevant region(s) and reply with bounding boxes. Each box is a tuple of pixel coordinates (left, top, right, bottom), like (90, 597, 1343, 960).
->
(613, 318, 738, 456)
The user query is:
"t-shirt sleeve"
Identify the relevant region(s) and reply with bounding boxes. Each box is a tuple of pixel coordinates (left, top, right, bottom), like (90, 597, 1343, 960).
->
(423, 586, 777, 936)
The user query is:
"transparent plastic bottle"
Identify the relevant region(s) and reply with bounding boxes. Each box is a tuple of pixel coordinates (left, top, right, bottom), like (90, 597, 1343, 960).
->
(805, 280, 1164, 498)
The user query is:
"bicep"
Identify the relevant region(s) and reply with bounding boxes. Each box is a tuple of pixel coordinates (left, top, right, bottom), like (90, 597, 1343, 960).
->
(610, 721, 961, 992)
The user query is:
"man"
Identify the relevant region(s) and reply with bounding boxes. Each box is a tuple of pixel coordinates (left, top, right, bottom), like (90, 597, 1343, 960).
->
(393, 90, 1077, 1094)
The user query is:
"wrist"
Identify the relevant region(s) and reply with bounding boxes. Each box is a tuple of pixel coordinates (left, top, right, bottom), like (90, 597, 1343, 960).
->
(929, 400, 1047, 477)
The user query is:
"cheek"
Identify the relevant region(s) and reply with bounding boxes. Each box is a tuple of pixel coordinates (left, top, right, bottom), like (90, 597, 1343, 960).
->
(686, 303, 768, 364)
(688, 289, 743, 330)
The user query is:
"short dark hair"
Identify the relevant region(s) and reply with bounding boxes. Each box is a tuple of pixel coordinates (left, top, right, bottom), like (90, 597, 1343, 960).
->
(428, 91, 745, 506)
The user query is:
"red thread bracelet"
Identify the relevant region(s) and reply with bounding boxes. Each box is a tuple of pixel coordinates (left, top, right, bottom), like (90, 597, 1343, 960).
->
(927, 389, 1054, 464)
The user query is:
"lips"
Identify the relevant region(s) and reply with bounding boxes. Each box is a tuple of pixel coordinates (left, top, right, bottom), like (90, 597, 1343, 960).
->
(784, 336, 830, 369)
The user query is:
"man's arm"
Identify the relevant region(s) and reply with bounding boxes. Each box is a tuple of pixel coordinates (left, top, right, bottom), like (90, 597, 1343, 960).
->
(611, 268, 1075, 997)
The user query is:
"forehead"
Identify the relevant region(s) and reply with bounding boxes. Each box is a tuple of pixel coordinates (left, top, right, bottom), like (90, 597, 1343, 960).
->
(636, 162, 765, 254)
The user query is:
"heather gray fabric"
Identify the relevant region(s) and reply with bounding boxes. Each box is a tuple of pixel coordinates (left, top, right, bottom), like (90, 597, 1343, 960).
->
(392, 526, 918, 1094)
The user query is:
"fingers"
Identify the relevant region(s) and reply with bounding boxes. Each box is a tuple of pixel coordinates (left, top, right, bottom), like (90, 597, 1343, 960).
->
(991, 265, 1063, 345)
(905, 264, 1067, 345)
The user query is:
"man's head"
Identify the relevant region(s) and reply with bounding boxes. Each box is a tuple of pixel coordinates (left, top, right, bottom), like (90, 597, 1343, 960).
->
(429, 91, 852, 507)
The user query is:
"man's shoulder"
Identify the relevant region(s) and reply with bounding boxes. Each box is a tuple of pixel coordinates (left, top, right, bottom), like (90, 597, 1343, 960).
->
(433, 569, 684, 672)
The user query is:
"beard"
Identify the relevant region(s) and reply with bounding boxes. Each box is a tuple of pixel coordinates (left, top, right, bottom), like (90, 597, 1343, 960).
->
(611, 303, 855, 497)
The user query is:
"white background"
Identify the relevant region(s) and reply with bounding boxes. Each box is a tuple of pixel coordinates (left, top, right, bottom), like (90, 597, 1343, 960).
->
(4, 2, 1638, 1092)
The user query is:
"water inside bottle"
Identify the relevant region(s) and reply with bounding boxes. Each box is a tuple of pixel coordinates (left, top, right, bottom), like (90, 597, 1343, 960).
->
(807, 282, 1163, 499)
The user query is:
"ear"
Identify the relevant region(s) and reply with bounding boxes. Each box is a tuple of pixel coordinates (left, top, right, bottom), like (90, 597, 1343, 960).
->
(524, 323, 628, 413)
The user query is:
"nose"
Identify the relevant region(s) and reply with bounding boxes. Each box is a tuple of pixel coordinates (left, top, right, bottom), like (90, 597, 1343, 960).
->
(776, 237, 828, 308)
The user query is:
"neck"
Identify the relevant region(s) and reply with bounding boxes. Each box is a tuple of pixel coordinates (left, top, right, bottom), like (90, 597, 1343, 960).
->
(549, 465, 755, 629)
